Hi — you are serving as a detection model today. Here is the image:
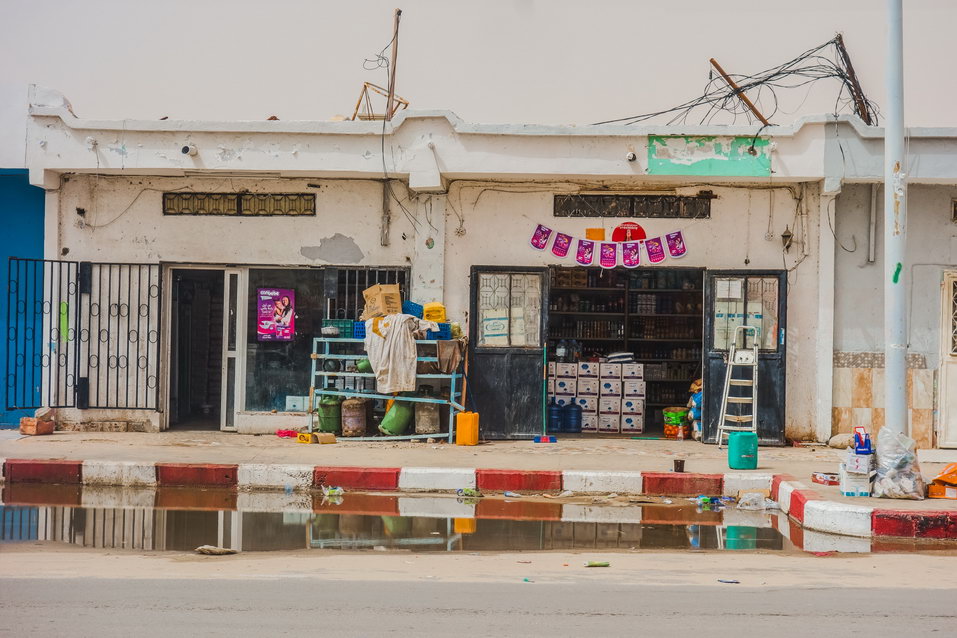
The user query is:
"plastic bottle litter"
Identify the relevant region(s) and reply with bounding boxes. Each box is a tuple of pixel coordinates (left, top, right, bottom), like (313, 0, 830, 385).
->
(503, 491, 522, 498)
(456, 488, 482, 497)
(584, 561, 610, 568)
(717, 579, 740, 584)
(321, 486, 345, 497)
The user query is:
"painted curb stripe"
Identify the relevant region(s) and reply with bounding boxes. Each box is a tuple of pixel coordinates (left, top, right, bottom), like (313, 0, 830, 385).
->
(156, 463, 238, 487)
(475, 469, 562, 492)
(313, 466, 401, 490)
(4, 459, 82, 484)
(641, 472, 723, 497)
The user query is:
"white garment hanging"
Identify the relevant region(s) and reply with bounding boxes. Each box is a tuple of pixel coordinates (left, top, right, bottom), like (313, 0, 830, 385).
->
(363, 313, 438, 394)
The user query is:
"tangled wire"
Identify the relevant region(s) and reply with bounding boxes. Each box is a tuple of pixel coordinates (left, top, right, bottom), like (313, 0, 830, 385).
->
(594, 37, 879, 127)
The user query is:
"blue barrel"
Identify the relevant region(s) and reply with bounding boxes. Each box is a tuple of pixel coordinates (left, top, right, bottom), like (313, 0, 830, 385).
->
(547, 398, 564, 434)
(562, 403, 583, 433)
(728, 431, 759, 470)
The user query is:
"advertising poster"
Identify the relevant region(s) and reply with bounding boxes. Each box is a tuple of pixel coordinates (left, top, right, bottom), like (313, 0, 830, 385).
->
(257, 288, 295, 341)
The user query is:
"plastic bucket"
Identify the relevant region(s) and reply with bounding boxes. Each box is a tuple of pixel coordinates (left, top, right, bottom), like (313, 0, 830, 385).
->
(728, 431, 759, 470)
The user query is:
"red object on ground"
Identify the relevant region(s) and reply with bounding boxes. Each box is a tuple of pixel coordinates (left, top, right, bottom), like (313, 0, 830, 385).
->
(475, 469, 562, 492)
(19, 417, 55, 436)
(275, 429, 298, 438)
(4, 459, 82, 484)
(872, 510, 957, 539)
(611, 222, 646, 242)
(156, 463, 238, 486)
(641, 472, 723, 497)
(811, 472, 840, 486)
(313, 466, 401, 491)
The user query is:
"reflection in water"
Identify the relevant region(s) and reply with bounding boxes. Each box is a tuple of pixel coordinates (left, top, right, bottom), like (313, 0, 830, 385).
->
(0, 486, 786, 553)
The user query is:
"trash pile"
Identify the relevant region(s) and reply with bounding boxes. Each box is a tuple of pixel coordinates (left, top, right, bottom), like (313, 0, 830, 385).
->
(872, 429, 924, 500)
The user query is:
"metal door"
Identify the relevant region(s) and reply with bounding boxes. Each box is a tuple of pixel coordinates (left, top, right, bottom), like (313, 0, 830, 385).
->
(468, 267, 548, 439)
(6, 258, 162, 411)
(703, 271, 786, 445)
(940, 273, 957, 448)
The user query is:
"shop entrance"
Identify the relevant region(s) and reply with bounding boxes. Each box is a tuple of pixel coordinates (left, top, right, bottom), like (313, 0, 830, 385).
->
(703, 271, 787, 445)
(546, 266, 704, 437)
(168, 268, 226, 430)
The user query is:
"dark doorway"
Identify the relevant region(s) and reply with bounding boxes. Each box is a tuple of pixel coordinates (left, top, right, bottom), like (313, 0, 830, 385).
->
(468, 267, 548, 439)
(169, 269, 224, 430)
(703, 271, 787, 445)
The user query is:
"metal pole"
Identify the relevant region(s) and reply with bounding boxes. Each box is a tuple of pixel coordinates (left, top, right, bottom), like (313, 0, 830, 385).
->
(385, 8, 402, 121)
(883, 0, 907, 437)
(709, 58, 770, 127)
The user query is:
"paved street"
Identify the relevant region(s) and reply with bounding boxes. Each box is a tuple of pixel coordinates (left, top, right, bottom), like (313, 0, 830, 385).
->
(1, 577, 954, 637)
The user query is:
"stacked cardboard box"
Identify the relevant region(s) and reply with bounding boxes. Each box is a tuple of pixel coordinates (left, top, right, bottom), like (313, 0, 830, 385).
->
(547, 361, 645, 434)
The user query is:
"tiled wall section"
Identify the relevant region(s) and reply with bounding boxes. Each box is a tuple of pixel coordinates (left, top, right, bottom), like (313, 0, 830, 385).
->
(832, 361, 935, 448)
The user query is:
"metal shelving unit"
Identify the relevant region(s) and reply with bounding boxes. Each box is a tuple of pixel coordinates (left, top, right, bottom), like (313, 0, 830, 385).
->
(309, 337, 464, 442)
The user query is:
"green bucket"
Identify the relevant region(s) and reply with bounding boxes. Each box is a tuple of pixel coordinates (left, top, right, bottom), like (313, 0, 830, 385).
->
(728, 431, 758, 470)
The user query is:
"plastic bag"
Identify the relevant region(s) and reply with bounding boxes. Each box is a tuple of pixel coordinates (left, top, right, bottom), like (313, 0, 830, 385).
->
(736, 492, 779, 510)
(871, 429, 925, 500)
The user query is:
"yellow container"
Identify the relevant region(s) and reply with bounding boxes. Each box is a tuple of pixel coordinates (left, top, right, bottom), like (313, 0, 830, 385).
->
(456, 411, 479, 446)
(454, 518, 477, 534)
(422, 302, 447, 323)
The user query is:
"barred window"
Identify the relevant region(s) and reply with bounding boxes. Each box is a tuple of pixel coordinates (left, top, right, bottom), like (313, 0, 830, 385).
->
(553, 193, 713, 219)
(163, 193, 316, 216)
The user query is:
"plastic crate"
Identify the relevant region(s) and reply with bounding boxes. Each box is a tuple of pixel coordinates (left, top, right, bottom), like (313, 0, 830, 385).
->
(402, 300, 424, 318)
(426, 322, 452, 340)
(353, 321, 366, 339)
(321, 319, 354, 336)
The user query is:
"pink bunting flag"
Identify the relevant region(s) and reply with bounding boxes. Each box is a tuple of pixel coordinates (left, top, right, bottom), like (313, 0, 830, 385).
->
(665, 231, 687, 258)
(645, 237, 666, 264)
(599, 242, 618, 269)
(530, 224, 553, 250)
(552, 232, 572, 258)
(575, 239, 595, 266)
(621, 241, 641, 268)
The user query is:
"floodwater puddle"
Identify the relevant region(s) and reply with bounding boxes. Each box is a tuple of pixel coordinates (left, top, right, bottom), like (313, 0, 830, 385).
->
(0, 485, 949, 554)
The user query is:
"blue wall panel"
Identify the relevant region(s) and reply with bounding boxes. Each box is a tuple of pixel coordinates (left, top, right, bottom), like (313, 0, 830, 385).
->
(0, 169, 45, 427)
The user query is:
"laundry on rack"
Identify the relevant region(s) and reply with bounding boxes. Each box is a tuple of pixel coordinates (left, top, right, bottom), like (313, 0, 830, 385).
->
(363, 314, 438, 393)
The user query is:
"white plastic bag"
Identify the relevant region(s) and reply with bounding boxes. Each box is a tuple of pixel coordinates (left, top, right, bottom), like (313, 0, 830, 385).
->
(872, 429, 925, 500)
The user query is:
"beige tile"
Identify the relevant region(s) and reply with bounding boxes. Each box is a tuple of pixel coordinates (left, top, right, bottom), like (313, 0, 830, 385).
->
(851, 407, 874, 430)
(910, 369, 934, 410)
(909, 408, 934, 449)
(851, 368, 874, 408)
(871, 408, 885, 438)
(832, 368, 854, 408)
(871, 367, 885, 409)
(831, 407, 854, 434)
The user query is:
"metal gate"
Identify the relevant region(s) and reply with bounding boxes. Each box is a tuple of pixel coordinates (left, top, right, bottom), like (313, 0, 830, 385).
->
(6, 258, 162, 411)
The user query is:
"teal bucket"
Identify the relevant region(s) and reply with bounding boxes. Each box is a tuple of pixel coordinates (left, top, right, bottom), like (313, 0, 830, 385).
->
(728, 431, 758, 470)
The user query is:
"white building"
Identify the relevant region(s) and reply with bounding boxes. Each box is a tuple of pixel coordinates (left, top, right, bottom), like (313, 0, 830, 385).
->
(11, 86, 957, 448)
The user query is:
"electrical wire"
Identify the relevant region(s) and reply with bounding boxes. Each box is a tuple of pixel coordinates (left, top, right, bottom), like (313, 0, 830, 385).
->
(594, 37, 879, 127)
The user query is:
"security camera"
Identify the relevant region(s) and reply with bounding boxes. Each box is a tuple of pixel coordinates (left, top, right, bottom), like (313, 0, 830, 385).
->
(625, 151, 637, 162)
(181, 144, 198, 156)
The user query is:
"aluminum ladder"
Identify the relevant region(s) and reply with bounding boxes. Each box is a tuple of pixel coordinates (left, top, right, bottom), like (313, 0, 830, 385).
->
(716, 325, 759, 449)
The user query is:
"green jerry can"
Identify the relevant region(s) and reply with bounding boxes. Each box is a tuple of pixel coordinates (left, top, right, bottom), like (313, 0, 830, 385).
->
(317, 386, 344, 434)
(728, 431, 758, 470)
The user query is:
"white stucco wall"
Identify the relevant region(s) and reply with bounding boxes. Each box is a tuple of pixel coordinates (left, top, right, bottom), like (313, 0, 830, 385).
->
(833, 183, 957, 369)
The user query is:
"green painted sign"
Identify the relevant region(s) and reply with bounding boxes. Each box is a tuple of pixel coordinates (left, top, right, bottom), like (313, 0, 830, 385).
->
(647, 135, 771, 177)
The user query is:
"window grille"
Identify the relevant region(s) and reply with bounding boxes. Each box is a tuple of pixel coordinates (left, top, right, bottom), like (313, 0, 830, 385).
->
(163, 193, 315, 216)
(553, 193, 713, 219)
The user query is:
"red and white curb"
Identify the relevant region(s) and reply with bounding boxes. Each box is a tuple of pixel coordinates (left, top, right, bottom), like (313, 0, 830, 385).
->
(2, 459, 954, 540)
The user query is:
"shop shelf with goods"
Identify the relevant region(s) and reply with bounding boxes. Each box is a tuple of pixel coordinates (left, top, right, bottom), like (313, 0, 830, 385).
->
(309, 337, 464, 442)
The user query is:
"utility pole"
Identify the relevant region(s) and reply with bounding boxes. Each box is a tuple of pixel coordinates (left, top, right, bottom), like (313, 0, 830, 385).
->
(883, 0, 907, 438)
(386, 8, 402, 121)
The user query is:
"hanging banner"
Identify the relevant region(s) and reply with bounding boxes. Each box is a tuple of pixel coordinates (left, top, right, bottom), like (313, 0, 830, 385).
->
(666, 230, 687, 258)
(552, 232, 572, 258)
(257, 288, 295, 342)
(645, 237, 666, 264)
(599, 242, 618, 269)
(621, 241, 641, 268)
(530, 224, 553, 250)
(528, 223, 688, 267)
(575, 239, 595, 265)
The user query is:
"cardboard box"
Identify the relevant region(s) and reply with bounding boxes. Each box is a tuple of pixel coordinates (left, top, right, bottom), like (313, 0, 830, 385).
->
(623, 380, 646, 397)
(556, 363, 578, 378)
(548, 362, 556, 376)
(581, 414, 598, 432)
(599, 379, 622, 396)
(621, 363, 644, 379)
(621, 398, 645, 414)
(620, 414, 643, 432)
(928, 484, 957, 500)
(844, 452, 875, 474)
(598, 415, 621, 433)
(575, 397, 598, 414)
(547, 378, 555, 394)
(599, 397, 622, 414)
(839, 463, 873, 497)
(577, 377, 600, 396)
(599, 363, 622, 379)
(554, 378, 577, 395)
(578, 362, 599, 378)
(359, 283, 402, 320)
(552, 395, 574, 407)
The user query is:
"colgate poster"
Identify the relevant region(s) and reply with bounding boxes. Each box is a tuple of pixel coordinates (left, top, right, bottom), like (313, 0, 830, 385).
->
(257, 288, 295, 341)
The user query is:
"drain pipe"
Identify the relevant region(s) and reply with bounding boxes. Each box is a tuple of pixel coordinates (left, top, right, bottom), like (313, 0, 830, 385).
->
(883, 0, 908, 438)
(868, 183, 878, 263)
